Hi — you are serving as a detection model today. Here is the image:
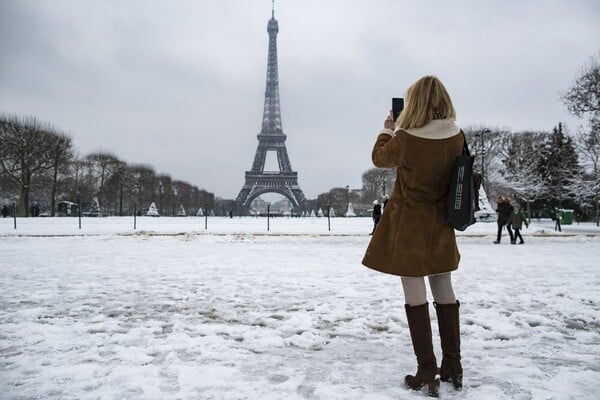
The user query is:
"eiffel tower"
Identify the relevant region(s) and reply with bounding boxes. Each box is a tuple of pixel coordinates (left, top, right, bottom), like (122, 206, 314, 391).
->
(236, 2, 306, 209)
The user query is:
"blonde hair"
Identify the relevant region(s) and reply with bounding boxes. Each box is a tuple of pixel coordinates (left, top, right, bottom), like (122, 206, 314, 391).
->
(397, 75, 456, 129)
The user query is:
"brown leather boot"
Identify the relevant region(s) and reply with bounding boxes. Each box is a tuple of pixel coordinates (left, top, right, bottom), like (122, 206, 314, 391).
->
(434, 300, 463, 390)
(404, 303, 440, 397)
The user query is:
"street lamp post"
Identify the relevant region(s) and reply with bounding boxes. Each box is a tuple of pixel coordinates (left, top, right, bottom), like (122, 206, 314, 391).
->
(77, 191, 82, 229)
(158, 180, 164, 216)
(172, 187, 177, 217)
(267, 203, 271, 231)
(475, 128, 491, 189)
(345, 185, 350, 217)
(481, 130, 485, 187)
(118, 170, 124, 216)
(479, 129, 490, 190)
(114, 163, 127, 216)
(596, 193, 600, 227)
(204, 201, 208, 230)
(133, 183, 141, 228)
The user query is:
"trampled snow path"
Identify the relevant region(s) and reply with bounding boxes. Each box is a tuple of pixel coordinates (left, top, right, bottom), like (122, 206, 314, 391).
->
(1, 221, 599, 399)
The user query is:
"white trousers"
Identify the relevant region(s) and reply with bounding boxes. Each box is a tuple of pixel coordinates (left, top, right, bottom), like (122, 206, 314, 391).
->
(401, 272, 456, 306)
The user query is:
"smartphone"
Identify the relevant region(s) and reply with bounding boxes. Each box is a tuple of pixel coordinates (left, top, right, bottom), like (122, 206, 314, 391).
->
(392, 97, 404, 121)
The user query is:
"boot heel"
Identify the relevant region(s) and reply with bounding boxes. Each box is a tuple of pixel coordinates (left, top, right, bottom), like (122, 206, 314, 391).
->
(452, 372, 463, 390)
(427, 378, 440, 397)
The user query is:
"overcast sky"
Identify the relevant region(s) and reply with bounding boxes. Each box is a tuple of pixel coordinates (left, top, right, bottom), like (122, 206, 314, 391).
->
(1, 1, 599, 199)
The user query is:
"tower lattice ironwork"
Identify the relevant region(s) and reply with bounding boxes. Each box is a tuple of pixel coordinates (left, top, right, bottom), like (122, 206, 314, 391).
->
(236, 4, 305, 209)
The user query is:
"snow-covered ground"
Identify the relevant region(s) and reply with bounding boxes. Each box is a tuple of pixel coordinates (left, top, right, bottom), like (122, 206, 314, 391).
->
(1, 217, 599, 399)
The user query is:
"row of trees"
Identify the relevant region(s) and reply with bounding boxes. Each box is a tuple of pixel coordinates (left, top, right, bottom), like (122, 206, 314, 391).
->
(0, 112, 375, 219)
(0, 115, 214, 217)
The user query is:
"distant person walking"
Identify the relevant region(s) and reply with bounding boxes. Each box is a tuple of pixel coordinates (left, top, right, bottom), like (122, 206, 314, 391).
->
(1, 205, 8, 218)
(554, 208, 562, 232)
(371, 200, 382, 235)
(509, 206, 528, 244)
(494, 196, 514, 244)
(363, 76, 464, 396)
(472, 173, 482, 212)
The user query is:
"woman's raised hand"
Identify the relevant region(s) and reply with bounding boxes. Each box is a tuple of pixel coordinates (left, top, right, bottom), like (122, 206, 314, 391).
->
(384, 110, 395, 130)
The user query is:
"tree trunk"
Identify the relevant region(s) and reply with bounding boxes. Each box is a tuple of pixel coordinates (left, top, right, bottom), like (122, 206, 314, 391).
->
(596, 192, 600, 226)
(50, 160, 59, 217)
(99, 165, 106, 213)
(18, 175, 31, 217)
(119, 178, 123, 216)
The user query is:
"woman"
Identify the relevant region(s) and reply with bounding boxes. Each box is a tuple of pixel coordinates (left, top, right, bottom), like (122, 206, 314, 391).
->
(362, 76, 463, 397)
(510, 205, 528, 244)
(494, 196, 514, 244)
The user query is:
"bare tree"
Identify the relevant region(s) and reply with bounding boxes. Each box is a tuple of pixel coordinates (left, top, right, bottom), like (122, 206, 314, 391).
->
(196, 188, 215, 214)
(63, 155, 94, 210)
(156, 174, 172, 216)
(574, 125, 600, 224)
(127, 164, 156, 212)
(464, 125, 509, 198)
(562, 55, 600, 224)
(361, 167, 395, 204)
(85, 151, 121, 211)
(561, 54, 600, 121)
(319, 187, 349, 216)
(49, 133, 74, 216)
(173, 180, 193, 215)
(0, 174, 16, 201)
(103, 159, 128, 215)
(0, 115, 57, 216)
(190, 185, 214, 216)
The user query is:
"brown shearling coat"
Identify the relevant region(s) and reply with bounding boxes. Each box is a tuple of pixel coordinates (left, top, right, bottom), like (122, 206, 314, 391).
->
(362, 121, 464, 277)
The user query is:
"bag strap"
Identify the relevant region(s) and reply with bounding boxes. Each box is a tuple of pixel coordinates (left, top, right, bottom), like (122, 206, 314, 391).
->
(461, 131, 471, 156)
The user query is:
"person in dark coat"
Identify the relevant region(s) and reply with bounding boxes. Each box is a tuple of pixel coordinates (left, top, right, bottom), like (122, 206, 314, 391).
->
(362, 76, 464, 395)
(1, 205, 8, 218)
(554, 208, 562, 232)
(509, 206, 528, 244)
(370, 199, 382, 235)
(494, 196, 514, 244)
(472, 173, 482, 211)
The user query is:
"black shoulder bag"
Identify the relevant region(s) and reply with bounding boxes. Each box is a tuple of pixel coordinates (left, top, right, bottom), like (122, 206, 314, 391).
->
(445, 132, 476, 231)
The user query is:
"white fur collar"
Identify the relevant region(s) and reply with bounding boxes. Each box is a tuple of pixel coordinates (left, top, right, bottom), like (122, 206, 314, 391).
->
(394, 119, 460, 140)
